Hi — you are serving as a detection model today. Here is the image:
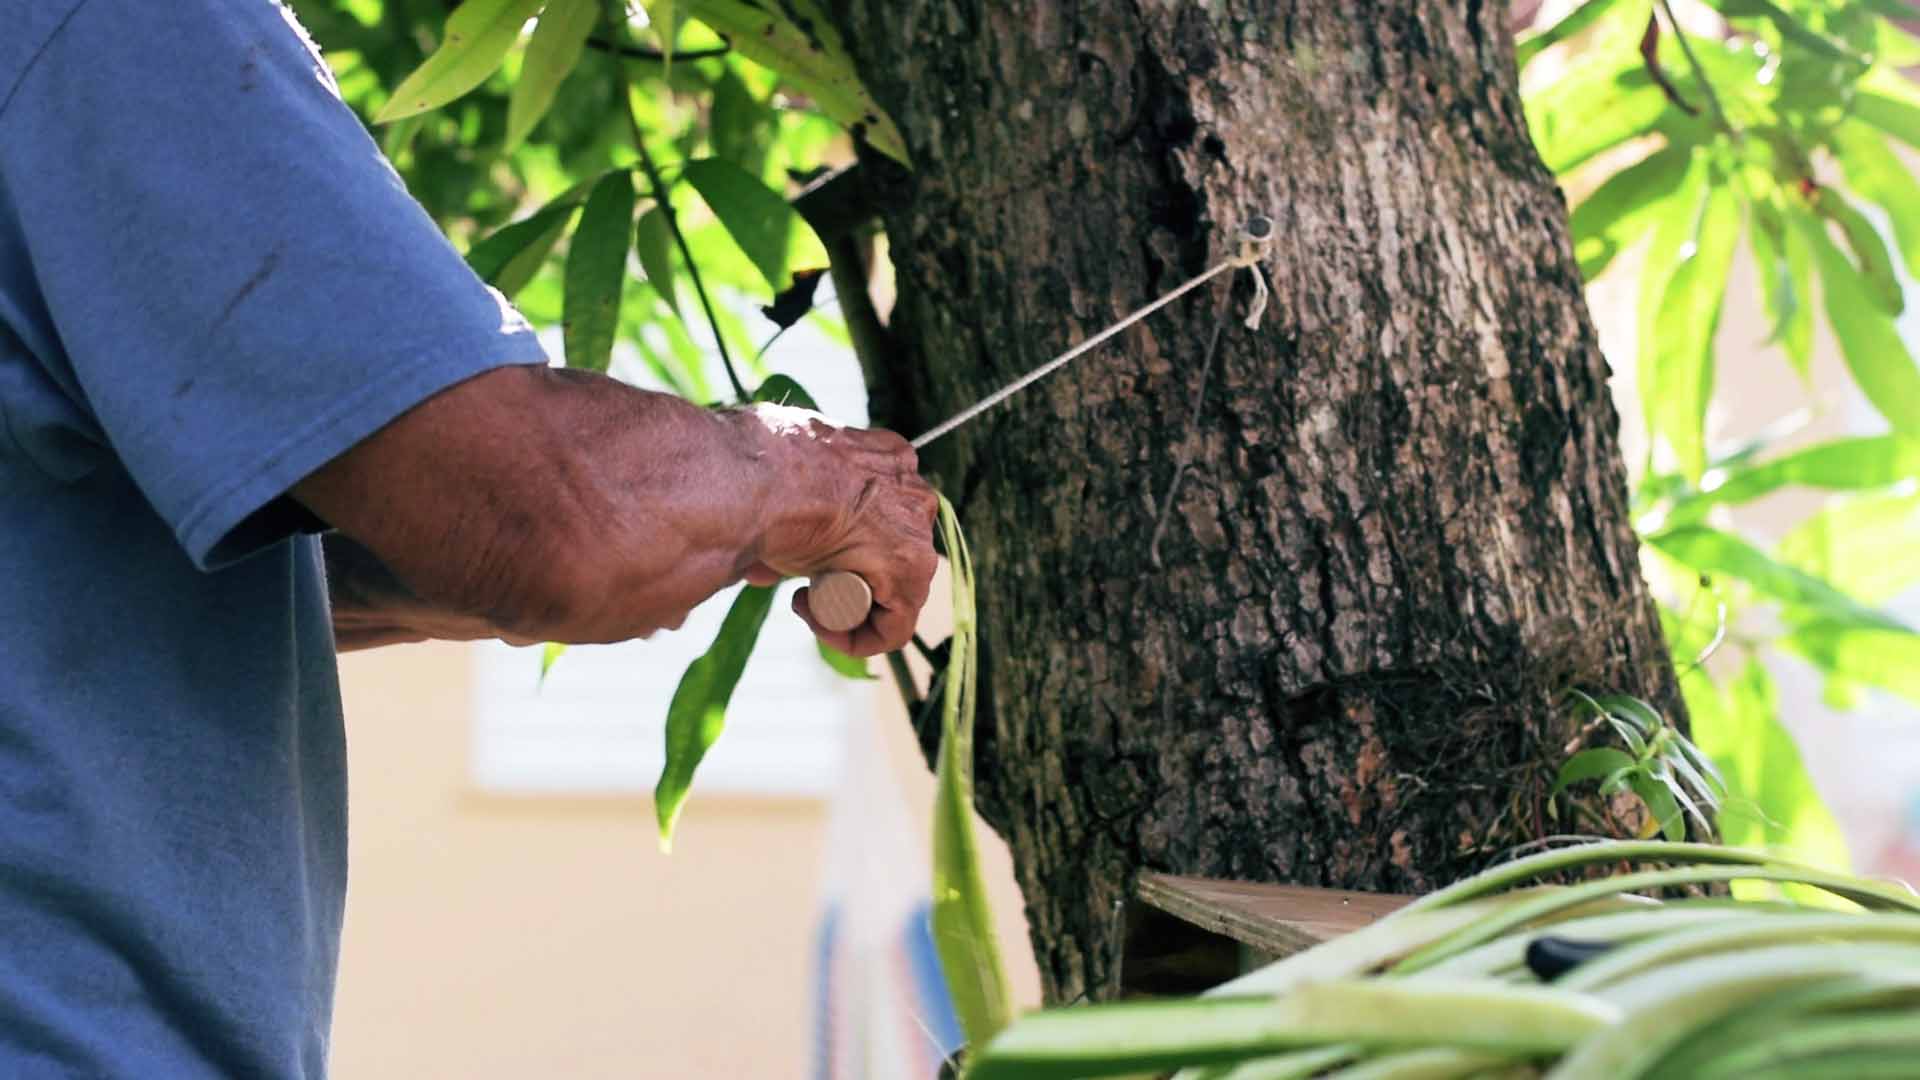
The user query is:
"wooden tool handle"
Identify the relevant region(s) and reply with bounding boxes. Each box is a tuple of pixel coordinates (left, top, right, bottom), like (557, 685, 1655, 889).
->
(807, 570, 873, 632)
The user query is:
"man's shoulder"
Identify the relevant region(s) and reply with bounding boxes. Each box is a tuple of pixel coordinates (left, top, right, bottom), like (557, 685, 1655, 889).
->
(0, 1, 91, 117)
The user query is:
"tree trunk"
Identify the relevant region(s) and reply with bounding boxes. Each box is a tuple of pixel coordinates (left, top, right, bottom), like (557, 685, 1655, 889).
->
(826, 0, 1681, 1004)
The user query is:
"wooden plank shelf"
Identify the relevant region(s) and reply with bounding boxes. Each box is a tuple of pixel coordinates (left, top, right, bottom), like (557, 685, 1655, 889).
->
(1120, 874, 1411, 997)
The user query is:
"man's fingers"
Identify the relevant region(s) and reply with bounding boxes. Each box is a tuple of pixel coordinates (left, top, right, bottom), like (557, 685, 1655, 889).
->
(792, 588, 857, 654)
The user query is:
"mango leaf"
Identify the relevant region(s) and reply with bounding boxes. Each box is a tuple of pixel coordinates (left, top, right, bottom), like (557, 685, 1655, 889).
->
(1784, 622, 1920, 705)
(1833, 121, 1920, 283)
(1668, 435, 1920, 525)
(1717, 0, 1868, 64)
(1626, 772, 1687, 841)
(1796, 209, 1920, 436)
(1778, 491, 1920, 604)
(1747, 196, 1814, 379)
(655, 584, 776, 849)
(1645, 525, 1907, 632)
(680, 0, 907, 163)
(1527, 62, 1672, 174)
(710, 68, 773, 173)
(375, 0, 548, 123)
(1636, 153, 1709, 462)
(1568, 143, 1692, 280)
(1683, 662, 1849, 873)
(1854, 91, 1920, 153)
(1516, 0, 1642, 69)
(563, 170, 636, 373)
(682, 157, 809, 291)
(1553, 748, 1639, 798)
(465, 193, 582, 297)
(505, 0, 599, 151)
(634, 206, 681, 319)
(1816, 192, 1904, 315)
(643, 0, 678, 70)
(1647, 180, 1740, 480)
(930, 494, 1013, 1048)
(816, 641, 873, 680)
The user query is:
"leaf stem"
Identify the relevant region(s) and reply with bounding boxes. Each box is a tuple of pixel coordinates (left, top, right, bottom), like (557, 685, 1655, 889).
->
(1657, 0, 1739, 139)
(608, 3, 749, 402)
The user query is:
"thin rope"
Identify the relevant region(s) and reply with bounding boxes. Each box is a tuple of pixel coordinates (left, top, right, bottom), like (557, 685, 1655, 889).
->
(910, 224, 1274, 450)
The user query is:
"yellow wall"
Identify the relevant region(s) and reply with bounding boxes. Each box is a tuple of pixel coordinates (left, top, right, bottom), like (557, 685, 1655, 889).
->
(330, 642, 1039, 1077)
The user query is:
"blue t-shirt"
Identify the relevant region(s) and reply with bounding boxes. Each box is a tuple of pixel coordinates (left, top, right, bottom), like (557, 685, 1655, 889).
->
(0, 2, 547, 1075)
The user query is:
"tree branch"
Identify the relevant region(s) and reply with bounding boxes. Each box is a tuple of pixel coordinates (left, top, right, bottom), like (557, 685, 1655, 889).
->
(585, 37, 730, 63)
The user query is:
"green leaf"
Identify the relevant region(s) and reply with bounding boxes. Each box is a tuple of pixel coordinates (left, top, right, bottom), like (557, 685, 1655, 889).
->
(1778, 490, 1920, 603)
(1717, 0, 1868, 64)
(538, 641, 567, 686)
(465, 194, 581, 297)
(1747, 196, 1815, 379)
(1669, 435, 1920, 524)
(1626, 771, 1687, 841)
(816, 640, 873, 680)
(644, 0, 677, 70)
(751, 373, 820, 409)
(1854, 91, 1920, 153)
(681, 157, 810, 291)
(563, 169, 636, 373)
(1684, 661, 1849, 869)
(1796, 209, 1920, 435)
(1569, 143, 1693, 280)
(1834, 121, 1920, 283)
(1527, 61, 1673, 174)
(680, 0, 908, 163)
(1647, 180, 1740, 479)
(710, 68, 772, 172)
(1637, 152, 1709, 460)
(505, 0, 598, 151)
(1516, 0, 1640, 69)
(1554, 748, 1639, 798)
(1645, 524, 1907, 631)
(1785, 621, 1920, 705)
(633, 206, 681, 319)
(375, 0, 548, 123)
(930, 494, 1013, 1048)
(654, 584, 776, 849)
(1816, 192, 1904, 315)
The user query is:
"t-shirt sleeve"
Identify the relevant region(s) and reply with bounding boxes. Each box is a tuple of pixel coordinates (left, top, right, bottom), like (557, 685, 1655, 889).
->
(0, 0, 550, 568)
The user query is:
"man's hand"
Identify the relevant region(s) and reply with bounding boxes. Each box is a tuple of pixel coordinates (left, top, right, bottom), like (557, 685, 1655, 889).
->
(732, 404, 939, 657)
(292, 365, 939, 657)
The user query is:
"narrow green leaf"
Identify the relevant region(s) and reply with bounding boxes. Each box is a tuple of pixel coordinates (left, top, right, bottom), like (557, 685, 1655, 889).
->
(1817, 193, 1904, 315)
(1649, 177, 1739, 479)
(930, 493, 1013, 1049)
(644, 0, 676, 71)
(1834, 121, 1920, 283)
(816, 640, 873, 680)
(1785, 622, 1920, 705)
(710, 69, 771, 172)
(1645, 525, 1907, 631)
(681, 157, 808, 291)
(374, 0, 548, 123)
(633, 206, 681, 319)
(1627, 771, 1688, 841)
(1569, 143, 1693, 280)
(654, 584, 776, 849)
(538, 641, 567, 686)
(1516, 0, 1639, 69)
(680, 0, 908, 163)
(505, 0, 598, 151)
(1778, 490, 1920, 603)
(1528, 63, 1672, 174)
(465, 194, 581, 296)
(1717, 0, 1868, 64)
(1747, 196, 1814, 379)
(1637, 152, 1709, 466)
(1554, 748, 1639, 798)
(1796, 209, 1920, 435)
(1854, 91, 1920, 153)
(563, 170, 636, 373)
(1669, 436, 1920, 524)
(1684, 661, 1850, 867)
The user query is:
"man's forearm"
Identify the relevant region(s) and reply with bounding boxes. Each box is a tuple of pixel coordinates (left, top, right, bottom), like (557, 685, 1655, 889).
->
(322, 532, 508, 651)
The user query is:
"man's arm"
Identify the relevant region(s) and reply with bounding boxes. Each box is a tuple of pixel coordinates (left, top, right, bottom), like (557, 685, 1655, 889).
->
(293, 364, 938, 657)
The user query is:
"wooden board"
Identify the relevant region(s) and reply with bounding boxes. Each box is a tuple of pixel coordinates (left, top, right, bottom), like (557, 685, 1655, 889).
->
(1121, 875, 1411, 995)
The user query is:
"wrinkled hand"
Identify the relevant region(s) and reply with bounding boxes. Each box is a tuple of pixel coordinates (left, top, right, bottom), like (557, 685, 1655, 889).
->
(733, 404, 939, 657)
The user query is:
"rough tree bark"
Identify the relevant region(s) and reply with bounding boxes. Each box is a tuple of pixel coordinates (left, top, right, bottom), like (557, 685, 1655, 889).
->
(825, 0, 1682, 1004)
